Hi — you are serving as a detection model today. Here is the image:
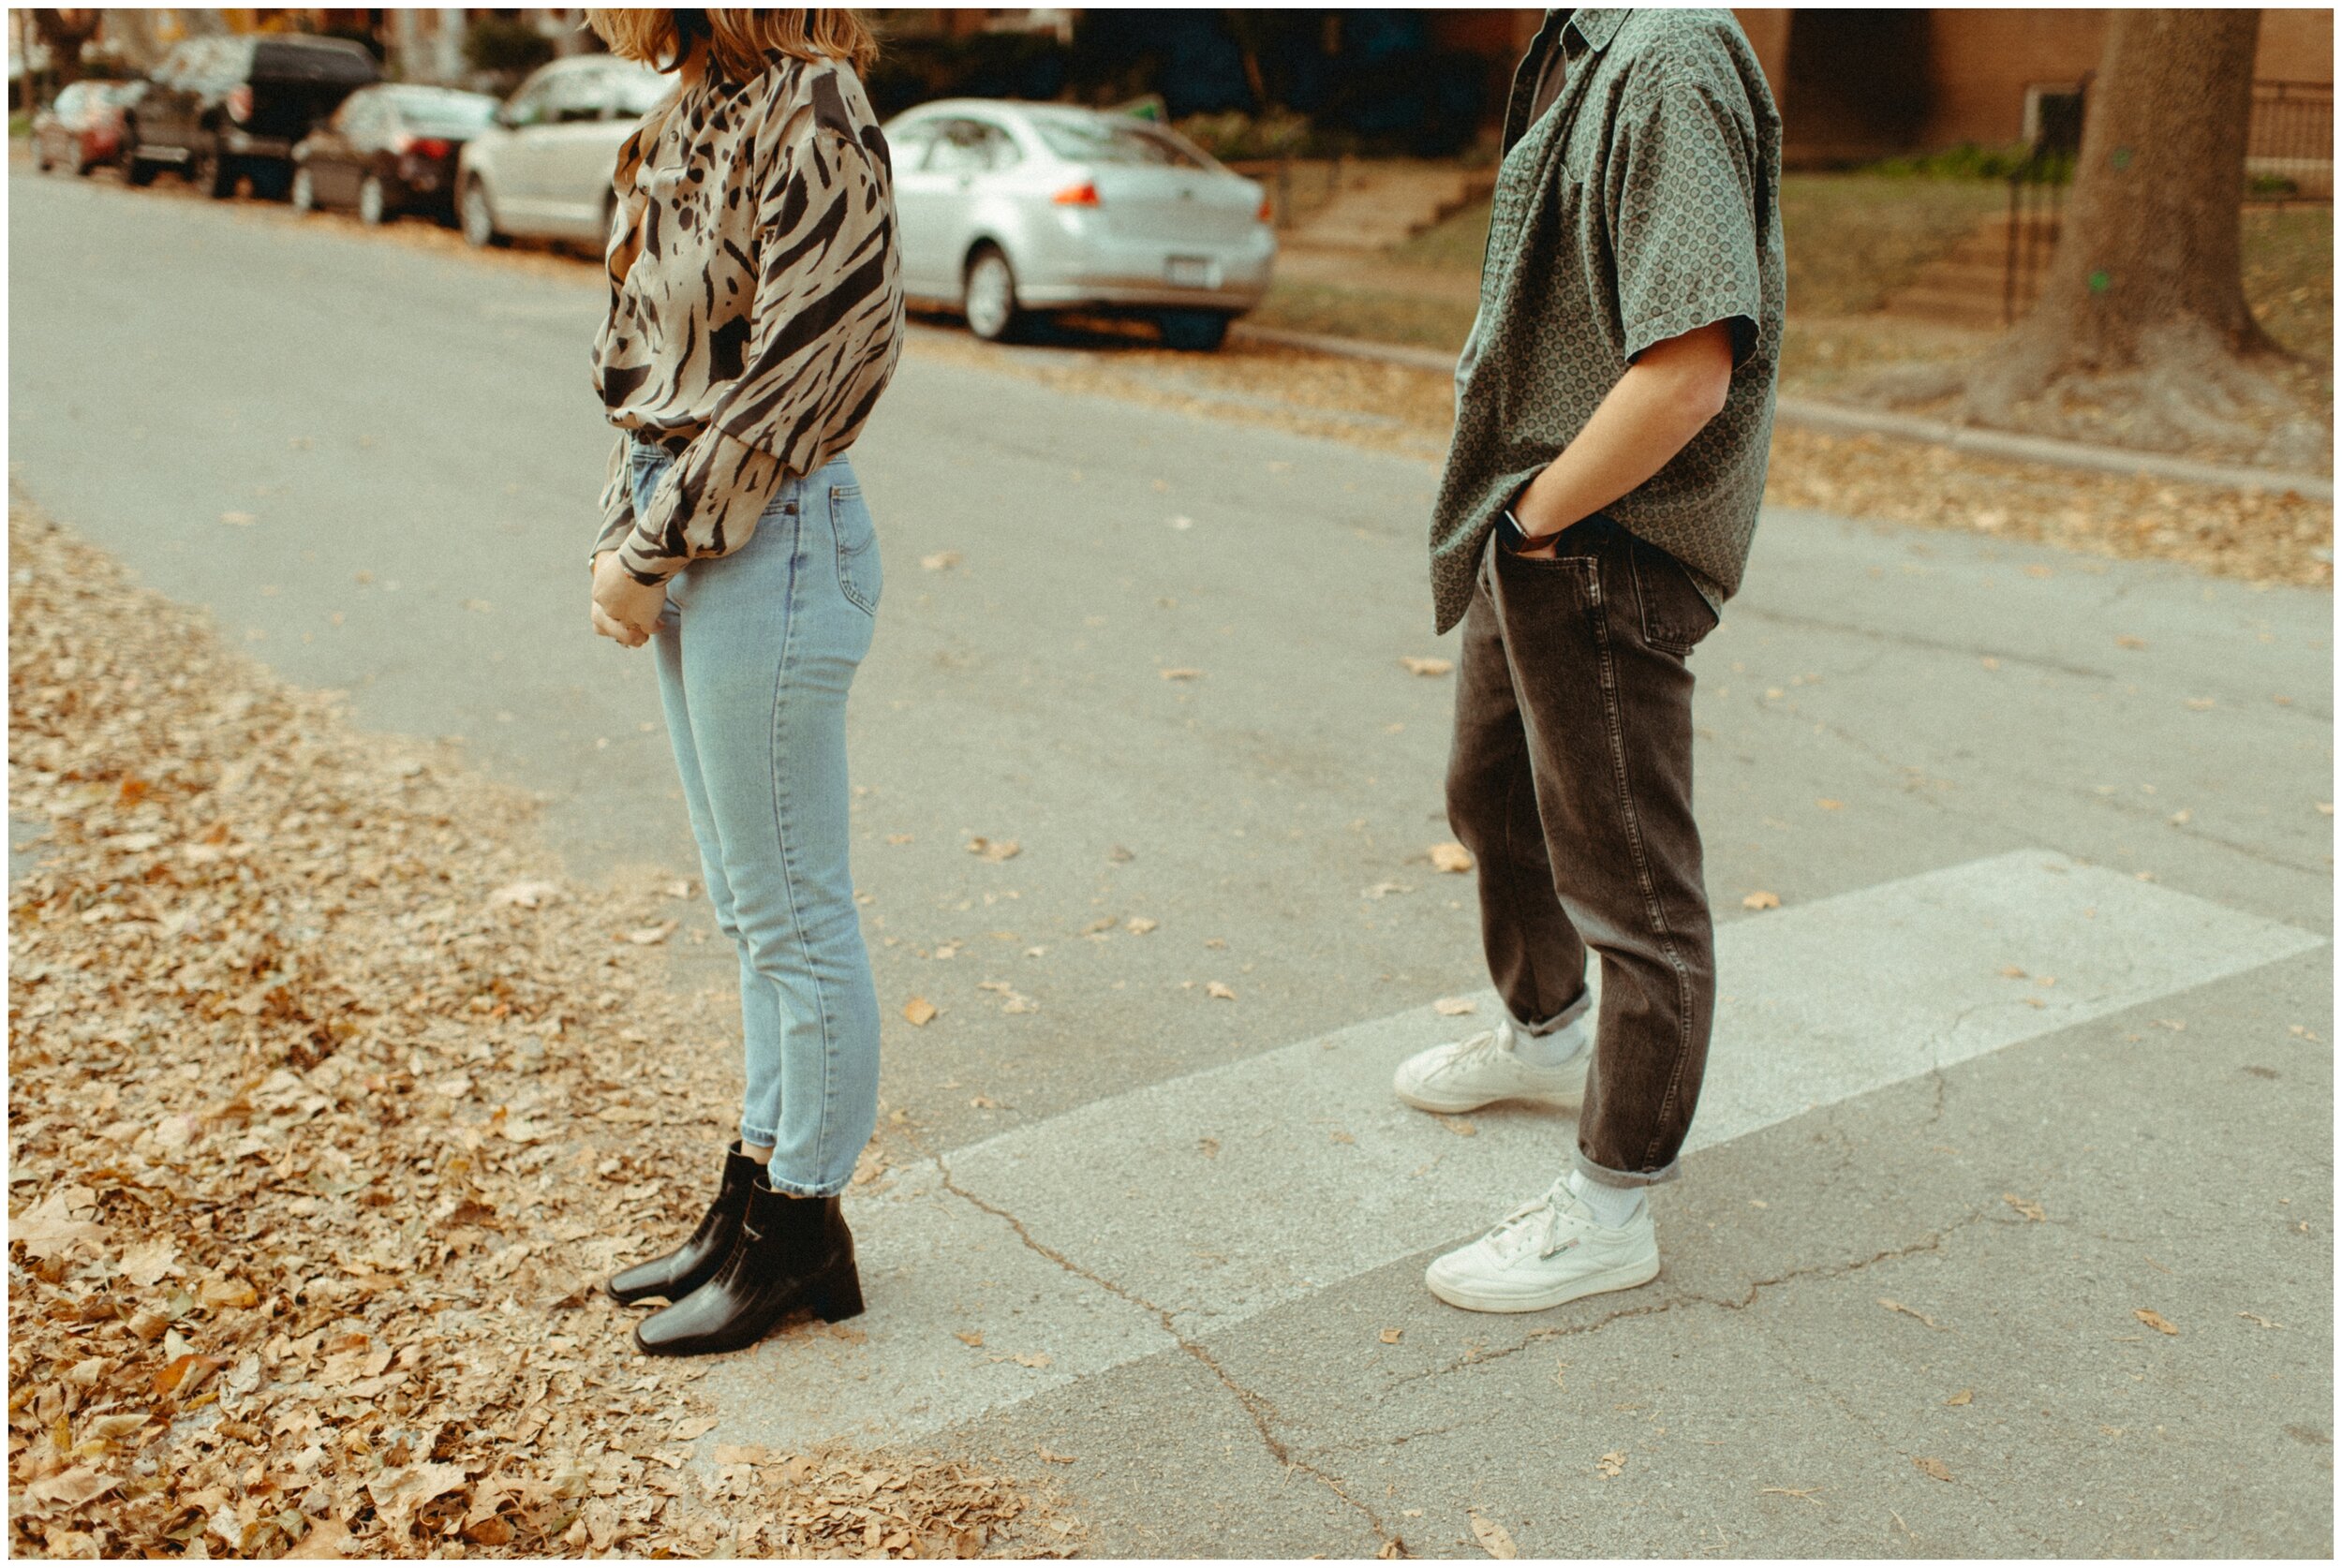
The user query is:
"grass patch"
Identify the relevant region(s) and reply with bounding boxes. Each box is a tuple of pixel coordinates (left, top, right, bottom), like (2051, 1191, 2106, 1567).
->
(1386, 198, 1493, 274)
(2243, 206, 2333, 367)
(1250, 278, 1477, 354)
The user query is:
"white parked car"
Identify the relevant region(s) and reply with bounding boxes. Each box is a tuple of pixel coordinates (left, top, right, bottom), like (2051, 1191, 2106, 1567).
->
(883, 99, 1276, 350)
(455, 54, 668, 248)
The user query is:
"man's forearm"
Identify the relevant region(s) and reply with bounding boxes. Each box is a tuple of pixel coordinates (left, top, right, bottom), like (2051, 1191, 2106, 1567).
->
(1511, 322, 1736, 544)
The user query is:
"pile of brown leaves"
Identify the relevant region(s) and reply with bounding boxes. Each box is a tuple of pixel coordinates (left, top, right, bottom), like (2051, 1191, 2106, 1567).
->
(1764, 427, 2334, 589)
(909, 331, 2333, 590)
(7, 502, 1071, 1559)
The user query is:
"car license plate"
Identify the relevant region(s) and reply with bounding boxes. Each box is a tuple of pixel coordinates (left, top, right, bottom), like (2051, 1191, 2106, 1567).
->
(1165, 256, 1216, 288)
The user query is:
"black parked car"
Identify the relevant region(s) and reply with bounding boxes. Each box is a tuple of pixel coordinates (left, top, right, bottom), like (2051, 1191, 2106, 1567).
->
(125, 33, 378, 200)
(291, 84, 500, 225)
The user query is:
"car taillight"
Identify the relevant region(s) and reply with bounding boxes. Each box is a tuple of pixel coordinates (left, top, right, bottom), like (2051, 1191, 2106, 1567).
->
(227, 84, 252, 124)
(408, 138, 452, 159)
(1257, 194, 1274, 224)
(1052, 182, 1100, 207)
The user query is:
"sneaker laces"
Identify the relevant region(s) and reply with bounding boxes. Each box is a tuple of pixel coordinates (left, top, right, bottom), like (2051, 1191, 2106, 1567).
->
(1433, 1020, 1516, 1078)
(1480, 1179, 1579, 1261)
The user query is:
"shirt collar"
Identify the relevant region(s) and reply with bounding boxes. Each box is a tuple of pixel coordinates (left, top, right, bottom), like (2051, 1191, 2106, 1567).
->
(1564, 8, 1628, 55)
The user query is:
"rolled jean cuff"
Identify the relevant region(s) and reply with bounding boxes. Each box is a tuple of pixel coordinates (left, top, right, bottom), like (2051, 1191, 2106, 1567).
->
(1575, 1146, 1681, 1190)
(740, 1122, 778, 1151)
(761, 1171, 847, 1200)
(1508, 986, 1592, 1038)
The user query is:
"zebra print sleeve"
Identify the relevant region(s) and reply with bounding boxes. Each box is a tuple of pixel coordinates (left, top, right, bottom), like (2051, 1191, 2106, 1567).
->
(614, 99, 902, 587)
(589, 433, 637, 570)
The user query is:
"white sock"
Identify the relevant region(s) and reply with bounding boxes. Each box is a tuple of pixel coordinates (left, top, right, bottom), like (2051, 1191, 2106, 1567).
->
(1567, 1169, 1646, 1228)
(1508, 1017, 1589, 1069)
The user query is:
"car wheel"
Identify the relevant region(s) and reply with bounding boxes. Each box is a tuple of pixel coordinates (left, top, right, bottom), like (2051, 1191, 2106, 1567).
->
(248, 162, 290, 202)
(290, 167, 317, 213)
(124, 141, 157, 186)
(33, 139, 52, 174)
(1158, 310, 1231, 353)
(963, 245, 1023, 344)
(72, 144, 94, 176)
(460, 178, 505, 248)
(358, 174, 391, 227)
(191, 146, 232, 200)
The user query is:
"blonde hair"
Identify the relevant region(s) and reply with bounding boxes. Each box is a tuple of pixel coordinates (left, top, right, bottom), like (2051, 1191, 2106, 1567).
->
(586, 8, 878, 81)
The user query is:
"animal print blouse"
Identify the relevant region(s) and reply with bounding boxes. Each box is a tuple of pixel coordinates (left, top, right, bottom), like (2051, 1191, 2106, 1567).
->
(590, 55, 904, 585)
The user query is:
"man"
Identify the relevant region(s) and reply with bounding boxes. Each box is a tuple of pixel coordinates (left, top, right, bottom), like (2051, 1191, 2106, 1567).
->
(1392, 8, 1783, 1312)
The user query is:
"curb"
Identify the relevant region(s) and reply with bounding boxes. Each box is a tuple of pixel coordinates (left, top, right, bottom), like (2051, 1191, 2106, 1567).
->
(1229, 322, 2334, 501)
(1772, 396, 2333, 501)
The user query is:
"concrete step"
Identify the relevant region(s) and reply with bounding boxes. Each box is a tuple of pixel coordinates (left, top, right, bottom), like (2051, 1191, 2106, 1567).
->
(1286, 164, 1493, 251)
(1879, 209, 2060, 325)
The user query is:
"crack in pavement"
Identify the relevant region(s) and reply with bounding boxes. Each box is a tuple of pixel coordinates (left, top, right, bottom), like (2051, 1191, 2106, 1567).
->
(915, 1142, 1395, 1548)
(1729, 603, 2117, 681)
(1382, 1208, 2002, 1394)
(1759, 691, 2333, 888)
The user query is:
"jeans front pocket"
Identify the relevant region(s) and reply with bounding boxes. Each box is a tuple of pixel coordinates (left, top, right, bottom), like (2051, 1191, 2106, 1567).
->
(830, 483, 881, 616)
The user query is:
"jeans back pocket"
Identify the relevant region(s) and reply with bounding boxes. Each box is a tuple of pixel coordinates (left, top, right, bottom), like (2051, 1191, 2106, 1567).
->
(830, 483, 881, 616)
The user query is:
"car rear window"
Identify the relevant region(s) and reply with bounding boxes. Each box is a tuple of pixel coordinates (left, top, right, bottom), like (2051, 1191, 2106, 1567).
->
(383, 88, 497, 135)
(252, 37, 378, 84)
(1030, 116, 1209, 170)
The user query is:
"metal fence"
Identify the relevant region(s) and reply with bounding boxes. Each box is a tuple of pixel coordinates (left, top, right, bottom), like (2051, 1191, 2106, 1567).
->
(2246, 80, 2333, 203)
(2003, 78, 2332, 325)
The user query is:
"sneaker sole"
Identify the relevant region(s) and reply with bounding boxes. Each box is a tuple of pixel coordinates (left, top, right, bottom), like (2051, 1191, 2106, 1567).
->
(1424, 1253, 1660, 1314)
(1392, 1082, 1585, 1115)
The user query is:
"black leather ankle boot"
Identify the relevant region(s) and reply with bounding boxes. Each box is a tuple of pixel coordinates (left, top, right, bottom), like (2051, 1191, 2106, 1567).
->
(632, 1179, 864, 1357)
(603, 1142, 763, 1307)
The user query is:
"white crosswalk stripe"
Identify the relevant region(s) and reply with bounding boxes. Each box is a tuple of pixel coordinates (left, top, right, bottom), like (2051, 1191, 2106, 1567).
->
(697, 851, 2321, 1453)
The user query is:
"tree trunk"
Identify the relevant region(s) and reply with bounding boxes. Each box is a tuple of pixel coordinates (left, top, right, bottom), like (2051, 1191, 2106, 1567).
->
(1872, 9, 2324, 466)
(29, 9, 99, 97)
(2005, 8, 2273, 378)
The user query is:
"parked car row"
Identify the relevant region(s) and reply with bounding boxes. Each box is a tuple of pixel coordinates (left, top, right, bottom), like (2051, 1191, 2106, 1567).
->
(33, 40, 1274, 350)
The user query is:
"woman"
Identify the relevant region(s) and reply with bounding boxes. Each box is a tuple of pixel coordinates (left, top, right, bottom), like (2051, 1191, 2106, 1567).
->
(583, 7, 903, 1359)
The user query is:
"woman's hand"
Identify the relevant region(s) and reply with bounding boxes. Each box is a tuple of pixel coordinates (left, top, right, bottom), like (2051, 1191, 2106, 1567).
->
(591, 551, 667, 648)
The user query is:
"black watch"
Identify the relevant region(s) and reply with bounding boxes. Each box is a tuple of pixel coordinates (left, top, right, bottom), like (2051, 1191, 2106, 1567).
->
(1496, 507, 1537, 555)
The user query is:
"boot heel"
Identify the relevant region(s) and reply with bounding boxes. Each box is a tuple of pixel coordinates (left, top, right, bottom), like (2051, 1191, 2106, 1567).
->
(810, 1261, 865, 1324)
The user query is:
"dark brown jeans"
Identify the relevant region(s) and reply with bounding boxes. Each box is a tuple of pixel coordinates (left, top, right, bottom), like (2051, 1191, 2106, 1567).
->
(1445, 515, 1720, 1188)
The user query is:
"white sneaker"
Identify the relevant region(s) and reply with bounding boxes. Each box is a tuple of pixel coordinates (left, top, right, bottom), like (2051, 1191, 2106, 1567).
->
(1425, 1178, 1660, 1313)
(1391, 1017, 1590, 1114)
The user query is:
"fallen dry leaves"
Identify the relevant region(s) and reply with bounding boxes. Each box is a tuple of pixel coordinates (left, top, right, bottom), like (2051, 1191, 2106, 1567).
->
(1877, 1297, 1945, 1331)
(2135, 1308, 2181, 1337)
(905, 331, 2331, 589)
(1428, 843, 1474, 874)
(7, 505, 1075, 1559)
(1468, 1512, 1519, 1558)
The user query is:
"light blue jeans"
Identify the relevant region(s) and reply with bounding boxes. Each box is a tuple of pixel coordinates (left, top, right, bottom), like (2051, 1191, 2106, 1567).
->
(628, 439, 882, 1197)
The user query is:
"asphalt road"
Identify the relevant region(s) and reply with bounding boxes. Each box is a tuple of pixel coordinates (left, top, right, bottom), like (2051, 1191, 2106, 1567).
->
(10, 165, 2334, 1557)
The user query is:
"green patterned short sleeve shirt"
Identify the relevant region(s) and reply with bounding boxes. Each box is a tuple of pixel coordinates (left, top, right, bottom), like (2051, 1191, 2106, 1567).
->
(1430, 7, 1785, 634)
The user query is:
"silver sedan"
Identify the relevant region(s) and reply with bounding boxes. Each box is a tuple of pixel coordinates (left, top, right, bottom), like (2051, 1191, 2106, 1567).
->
(884, 100, 1275, 351)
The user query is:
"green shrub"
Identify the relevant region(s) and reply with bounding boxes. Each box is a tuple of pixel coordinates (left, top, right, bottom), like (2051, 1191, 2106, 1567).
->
(1172, 108, 1314, 161)
(1861, 142, 2059, 183)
